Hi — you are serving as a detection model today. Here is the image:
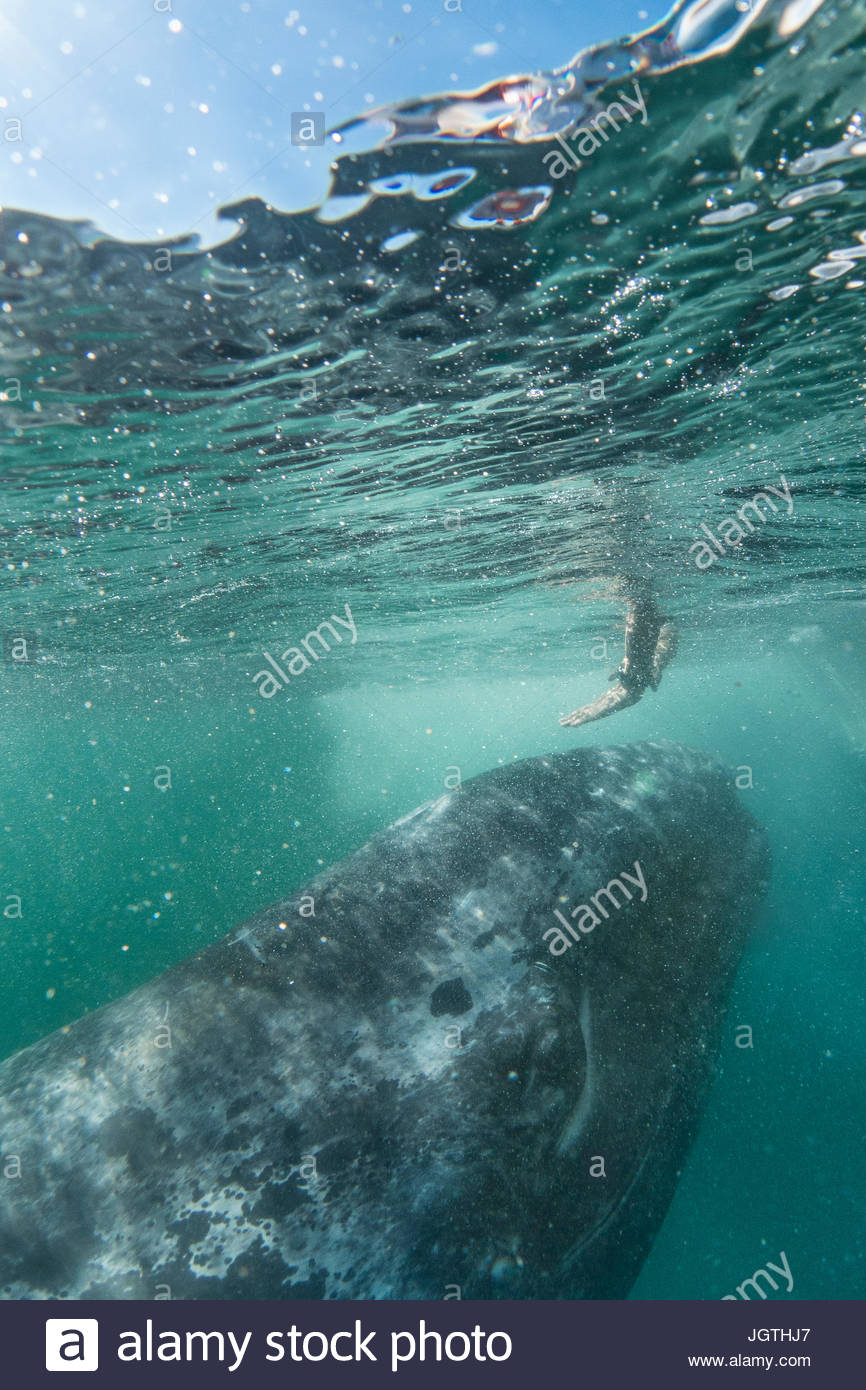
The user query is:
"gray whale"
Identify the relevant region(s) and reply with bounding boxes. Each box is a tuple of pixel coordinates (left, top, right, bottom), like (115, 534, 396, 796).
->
(0, 740, 770, 1300)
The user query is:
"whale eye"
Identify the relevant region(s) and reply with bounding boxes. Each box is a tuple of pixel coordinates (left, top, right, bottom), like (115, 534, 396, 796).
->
(430, 978, 473, 1016)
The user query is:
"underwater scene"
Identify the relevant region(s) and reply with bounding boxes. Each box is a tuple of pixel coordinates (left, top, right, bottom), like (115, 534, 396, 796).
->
(0, 0, 864, 1301)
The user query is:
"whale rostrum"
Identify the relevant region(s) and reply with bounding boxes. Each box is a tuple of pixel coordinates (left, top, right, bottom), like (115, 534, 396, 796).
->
(0, 740, 770, 1299)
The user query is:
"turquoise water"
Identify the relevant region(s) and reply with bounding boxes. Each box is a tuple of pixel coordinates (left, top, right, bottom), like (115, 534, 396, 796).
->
(1, 0, 864, 1298)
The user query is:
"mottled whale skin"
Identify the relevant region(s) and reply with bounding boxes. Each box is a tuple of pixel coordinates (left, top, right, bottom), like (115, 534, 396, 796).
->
(0, 740, 769, 1300)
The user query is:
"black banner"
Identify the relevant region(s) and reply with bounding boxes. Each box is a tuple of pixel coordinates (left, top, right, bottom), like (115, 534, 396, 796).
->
(6, 1299, 856, 1386)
